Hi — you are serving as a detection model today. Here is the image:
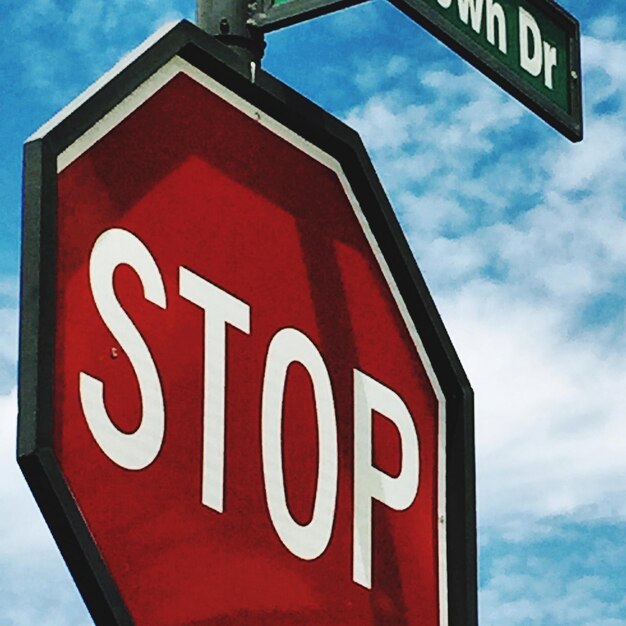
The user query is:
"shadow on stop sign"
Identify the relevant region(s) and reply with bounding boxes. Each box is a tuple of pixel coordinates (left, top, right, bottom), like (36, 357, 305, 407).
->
(19, 21, 475, 626)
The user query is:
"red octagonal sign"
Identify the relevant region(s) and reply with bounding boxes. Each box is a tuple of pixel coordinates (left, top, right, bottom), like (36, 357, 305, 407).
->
(19, 21, 476, 626)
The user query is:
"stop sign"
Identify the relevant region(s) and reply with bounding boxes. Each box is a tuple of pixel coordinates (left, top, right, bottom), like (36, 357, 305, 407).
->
(19, 20, 476, 626)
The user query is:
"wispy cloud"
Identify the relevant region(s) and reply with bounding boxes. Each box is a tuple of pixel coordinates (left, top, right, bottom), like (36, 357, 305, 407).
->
(0, 272, 18, 395)
(480, 520, 626, 625)
(9, 0, 189, 109)
(0, 308, 17, 395)
(440, 282, 626, 525)
(0, 389, 91, 624)
(344, 26, 626, 533)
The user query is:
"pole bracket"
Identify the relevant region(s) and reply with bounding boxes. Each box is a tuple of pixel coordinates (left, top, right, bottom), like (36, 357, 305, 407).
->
(196, 0, 266, 65)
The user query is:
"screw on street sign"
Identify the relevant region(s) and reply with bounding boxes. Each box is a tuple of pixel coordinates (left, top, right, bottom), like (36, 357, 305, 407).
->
(19, 20, 475, 626)
(251, 0, 583, 141)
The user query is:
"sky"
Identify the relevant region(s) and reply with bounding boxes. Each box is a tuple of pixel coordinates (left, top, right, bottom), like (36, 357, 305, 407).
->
(1, 0, 626, 624)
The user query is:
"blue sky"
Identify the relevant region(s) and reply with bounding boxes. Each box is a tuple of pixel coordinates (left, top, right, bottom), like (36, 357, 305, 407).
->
(2, 0, 626, 624)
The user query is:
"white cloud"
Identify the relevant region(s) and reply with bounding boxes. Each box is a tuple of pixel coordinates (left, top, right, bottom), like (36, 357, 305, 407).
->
(589, 15, 621, 40)
(439, 281, 626, 525)
(0, 307, 18, 395)
(548, 117, 626, 193)
(344, 64, 533, 247)
(325, 0, 384, 39)
(10, 0, 190, 108)
(0, 389, 91, 624)
(354, 54, 412, 92)
(344, 31, 626, 533)
(0, 389, 54, 559)
(0, 308, 17, 364)
(583, 36, 626, 100)
(480, 543, 626, 626)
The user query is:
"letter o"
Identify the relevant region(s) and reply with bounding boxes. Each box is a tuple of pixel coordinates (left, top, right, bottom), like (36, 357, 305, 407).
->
(261, 327, 338, 561)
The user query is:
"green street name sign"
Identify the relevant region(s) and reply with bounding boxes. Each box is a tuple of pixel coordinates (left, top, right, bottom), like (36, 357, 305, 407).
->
(251, 0, 582, 142)
(390, 0, 582, 141)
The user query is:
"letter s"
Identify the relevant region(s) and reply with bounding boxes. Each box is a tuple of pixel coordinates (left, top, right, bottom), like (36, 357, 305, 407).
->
(79, 228, 166, 470)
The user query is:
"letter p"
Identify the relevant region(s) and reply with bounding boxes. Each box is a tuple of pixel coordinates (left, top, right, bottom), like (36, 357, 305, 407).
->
(352, 370, 420, 589)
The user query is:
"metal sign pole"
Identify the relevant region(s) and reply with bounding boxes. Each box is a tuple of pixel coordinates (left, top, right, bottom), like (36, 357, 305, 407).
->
(196, 0, 266, 65)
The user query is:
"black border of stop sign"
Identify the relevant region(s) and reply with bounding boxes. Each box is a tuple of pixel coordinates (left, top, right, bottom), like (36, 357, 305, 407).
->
(18, 20, 477, 626)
